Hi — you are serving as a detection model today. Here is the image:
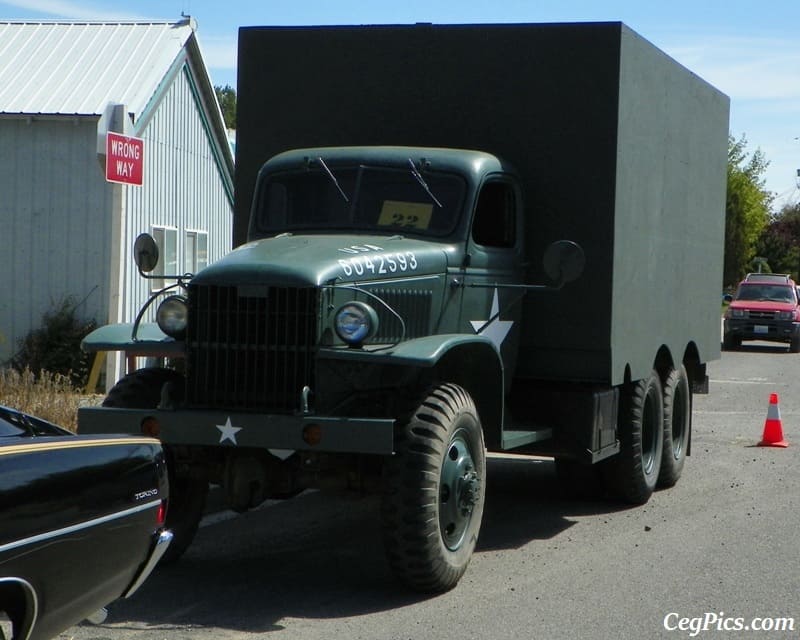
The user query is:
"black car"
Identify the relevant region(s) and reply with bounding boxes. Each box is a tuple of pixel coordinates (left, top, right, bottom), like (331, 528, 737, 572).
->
(0, 405, 172, 640)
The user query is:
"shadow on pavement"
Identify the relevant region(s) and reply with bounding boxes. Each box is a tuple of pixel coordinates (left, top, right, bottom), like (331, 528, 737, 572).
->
(92, 455, 632, 634)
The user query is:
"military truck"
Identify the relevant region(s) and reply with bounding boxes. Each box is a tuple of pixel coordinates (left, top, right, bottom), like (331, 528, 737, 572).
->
(78, 22, 729, 592)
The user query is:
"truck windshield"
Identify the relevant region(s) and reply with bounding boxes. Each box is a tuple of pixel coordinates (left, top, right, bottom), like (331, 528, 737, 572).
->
(252, 165, 466, 237)
(735, 284, 796, 303)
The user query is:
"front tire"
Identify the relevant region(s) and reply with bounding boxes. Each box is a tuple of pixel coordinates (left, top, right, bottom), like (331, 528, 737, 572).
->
(604, 370, 664, 504)
(381, 383, 486, 592)
(103, 368, 206, 563)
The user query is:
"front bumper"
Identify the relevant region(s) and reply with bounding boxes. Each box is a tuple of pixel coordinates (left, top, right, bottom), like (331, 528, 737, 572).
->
(78, 406, 396, 455)
(724, 318, 800, 343)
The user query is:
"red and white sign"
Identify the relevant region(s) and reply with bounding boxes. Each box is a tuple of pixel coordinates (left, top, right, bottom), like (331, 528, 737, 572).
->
(106, 132, 144, 186)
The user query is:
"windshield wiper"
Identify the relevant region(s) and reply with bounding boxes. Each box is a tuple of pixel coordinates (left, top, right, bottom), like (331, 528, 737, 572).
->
(317, 156, 350, 203)
(408, 159, 443, 208)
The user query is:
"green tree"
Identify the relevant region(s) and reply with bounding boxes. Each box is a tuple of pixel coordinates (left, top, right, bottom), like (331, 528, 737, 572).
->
(723, 134, 772, 286)
(756, 203, 800, 279)
(215, 84, 236, 129)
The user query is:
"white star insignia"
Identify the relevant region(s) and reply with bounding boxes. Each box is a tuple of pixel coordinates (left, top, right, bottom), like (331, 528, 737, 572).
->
(216, 417, 242, 445)
(470, 288, 514, 349)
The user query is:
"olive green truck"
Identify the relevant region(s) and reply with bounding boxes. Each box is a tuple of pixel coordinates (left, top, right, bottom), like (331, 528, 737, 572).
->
(78, 22, 729, 592)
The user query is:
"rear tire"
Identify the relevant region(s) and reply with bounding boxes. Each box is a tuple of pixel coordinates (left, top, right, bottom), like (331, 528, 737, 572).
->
(603, 370, 664, 504)
(381, 383, 486, 592)
(658, 365, 691, 488)
(103, 368, 205, 563)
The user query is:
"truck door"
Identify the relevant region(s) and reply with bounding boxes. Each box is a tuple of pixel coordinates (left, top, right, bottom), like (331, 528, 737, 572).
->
(461, 177, 525, 389)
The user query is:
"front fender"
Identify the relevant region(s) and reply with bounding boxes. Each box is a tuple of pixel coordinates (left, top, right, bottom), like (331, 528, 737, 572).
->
(81, 323, 184, 357)
(319, 334, 505, 448)
(317, 333, 499, 367)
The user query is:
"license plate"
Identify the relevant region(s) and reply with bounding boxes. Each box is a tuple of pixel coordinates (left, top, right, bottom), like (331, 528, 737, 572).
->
(754, 325, 769, 334)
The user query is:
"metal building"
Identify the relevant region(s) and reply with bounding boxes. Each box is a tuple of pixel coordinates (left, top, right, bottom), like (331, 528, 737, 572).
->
(0, 18, 234, 385)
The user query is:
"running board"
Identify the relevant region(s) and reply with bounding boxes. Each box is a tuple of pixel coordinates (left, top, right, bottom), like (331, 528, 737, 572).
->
(501, 428, 553, 450)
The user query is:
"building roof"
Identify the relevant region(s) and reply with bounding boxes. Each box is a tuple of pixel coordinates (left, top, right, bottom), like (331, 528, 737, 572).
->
(0, 18, 234, 180)
(1, 18, 197, 118)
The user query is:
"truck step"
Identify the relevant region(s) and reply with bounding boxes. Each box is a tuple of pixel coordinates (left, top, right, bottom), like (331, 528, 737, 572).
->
(501, 428, 553, 450)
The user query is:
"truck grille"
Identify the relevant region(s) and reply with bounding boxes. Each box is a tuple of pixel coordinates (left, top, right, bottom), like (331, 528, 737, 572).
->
(368, 288, 432, 343)
(186, 284, 318, 412)
(748, 310, 776, 320)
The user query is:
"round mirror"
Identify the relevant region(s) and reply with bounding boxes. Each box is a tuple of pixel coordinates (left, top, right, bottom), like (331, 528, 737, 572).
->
(133, 233, 159, 273)
(543, 240, 585, 285)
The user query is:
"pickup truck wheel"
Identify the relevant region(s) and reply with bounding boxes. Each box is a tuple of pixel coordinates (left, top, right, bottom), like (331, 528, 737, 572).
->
(790, 335, 800, 353)
(381, 383, 486, 592)
(604, 370, 664, 504)
(722, 333, 740, 351)
(102, 368, 205, 563)
(658, 365, 690, 488)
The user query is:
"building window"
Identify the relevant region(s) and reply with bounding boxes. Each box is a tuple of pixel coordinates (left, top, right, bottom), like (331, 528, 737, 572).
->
(151, 226, 177, 290)
(185, 230, 208, 274)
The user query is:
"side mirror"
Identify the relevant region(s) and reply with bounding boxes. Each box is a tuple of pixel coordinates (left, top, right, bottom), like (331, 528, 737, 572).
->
(133, 233, 159, 273)
(543, 240, 585, 286)
(723, 293, 733, 304)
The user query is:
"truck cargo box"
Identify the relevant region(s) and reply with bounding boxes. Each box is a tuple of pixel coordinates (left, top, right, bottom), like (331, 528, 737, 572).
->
(235, 22, 728, 386)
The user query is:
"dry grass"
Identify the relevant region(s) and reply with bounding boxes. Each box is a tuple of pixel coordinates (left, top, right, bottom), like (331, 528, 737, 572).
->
(0, 367, 102, 433)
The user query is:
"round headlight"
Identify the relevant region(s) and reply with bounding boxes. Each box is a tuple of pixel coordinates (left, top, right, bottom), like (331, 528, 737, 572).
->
(334, 302, 379, 346)
(156, 295, 188, 338)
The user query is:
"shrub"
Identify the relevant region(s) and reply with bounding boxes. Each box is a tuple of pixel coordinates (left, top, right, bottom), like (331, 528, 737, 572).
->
(9, 297, 97, 389)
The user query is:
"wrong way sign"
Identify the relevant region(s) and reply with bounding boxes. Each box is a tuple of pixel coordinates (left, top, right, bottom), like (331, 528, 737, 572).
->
(106, 132, 144, 186)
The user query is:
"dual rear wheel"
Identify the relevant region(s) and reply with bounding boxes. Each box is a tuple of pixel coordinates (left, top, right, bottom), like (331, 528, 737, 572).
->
(559, 365, 691, 504)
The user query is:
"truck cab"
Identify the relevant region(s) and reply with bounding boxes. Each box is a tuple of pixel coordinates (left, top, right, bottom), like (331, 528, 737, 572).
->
(242, 146, 527, 389)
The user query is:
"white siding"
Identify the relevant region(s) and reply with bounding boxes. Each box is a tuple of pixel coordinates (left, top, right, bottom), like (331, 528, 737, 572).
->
(122, 63, 233, 326)
(0, 117, 112, 363)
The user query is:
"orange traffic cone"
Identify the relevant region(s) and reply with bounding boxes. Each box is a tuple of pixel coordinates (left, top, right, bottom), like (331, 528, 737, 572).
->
(759, 393, 789, 448)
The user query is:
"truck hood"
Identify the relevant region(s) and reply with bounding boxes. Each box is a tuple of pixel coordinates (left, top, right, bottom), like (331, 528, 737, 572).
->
(191, 234, 456, 287)
(729, 300, 798, 312)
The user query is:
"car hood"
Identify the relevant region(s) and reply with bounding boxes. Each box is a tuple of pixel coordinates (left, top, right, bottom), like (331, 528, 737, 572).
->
(729, 300, 797, 311)
(191, 234, 456, 287)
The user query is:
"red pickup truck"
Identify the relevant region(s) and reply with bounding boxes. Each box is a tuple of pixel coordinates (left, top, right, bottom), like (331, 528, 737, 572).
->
(0, 404, 171, 640)
(723, 273, 800, 352)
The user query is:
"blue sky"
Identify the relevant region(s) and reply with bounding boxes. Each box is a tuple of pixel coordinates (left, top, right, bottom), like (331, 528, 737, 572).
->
(2, 0, 799, 209)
